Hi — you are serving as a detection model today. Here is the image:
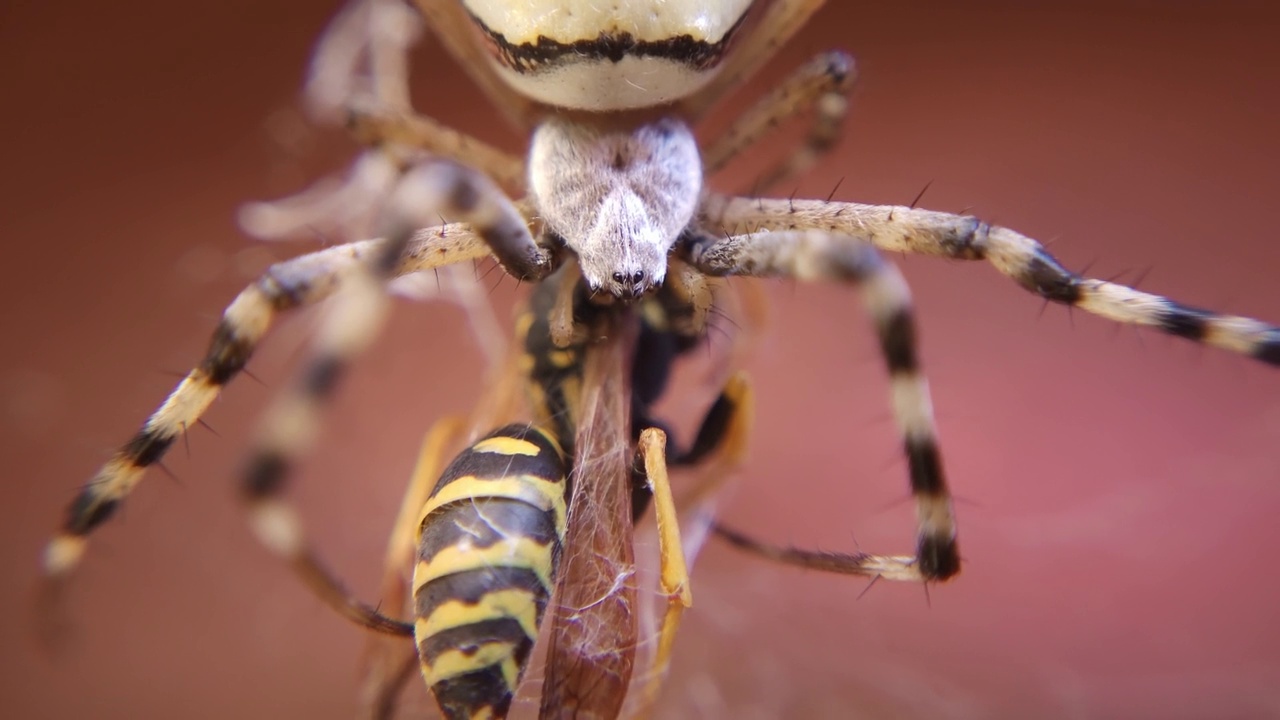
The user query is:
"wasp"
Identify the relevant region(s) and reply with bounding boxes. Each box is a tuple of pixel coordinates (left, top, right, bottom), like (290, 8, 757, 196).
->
(39, 1, 1279, 718)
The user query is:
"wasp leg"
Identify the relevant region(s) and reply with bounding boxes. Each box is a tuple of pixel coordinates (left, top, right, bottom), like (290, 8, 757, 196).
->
(686, 230, 961, 581)
(412, 0, 542, 132)
(628, 370, 753, 523)
(679, 0, 828, 121)
(366, 646, 422, 720)
(383, 418, 469, 623)
(632, 428, 693, 720)
(701, 51, 857, 193)
(361, 416, 468, 718)
(671, 372, 755, 513)
(698, 196, 1280, 365)
(240, 159, 552, 637)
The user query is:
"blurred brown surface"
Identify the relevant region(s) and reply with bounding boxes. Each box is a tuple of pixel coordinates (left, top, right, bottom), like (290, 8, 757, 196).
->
(2, 2, 1279, 719)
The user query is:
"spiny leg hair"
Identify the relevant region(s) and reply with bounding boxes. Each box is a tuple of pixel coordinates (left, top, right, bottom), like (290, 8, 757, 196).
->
(46, 160, 542, 585)
(697, 196, 1280, 365)
(43, 218, 499, 579)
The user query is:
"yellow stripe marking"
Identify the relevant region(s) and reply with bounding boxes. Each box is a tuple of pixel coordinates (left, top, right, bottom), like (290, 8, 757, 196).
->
(527, 382, 552, 428)
(640, 296, 672, 331)
(560, 375, 582, 431)
(471, 436, 540, 457)
(415, 587, 541, 640)
(414, 539, 554, 592)
(513, 311, 534, 341)
(547, 349, 577, 368)
(422, 643, 522, 688)
(422, 477, 567, 537)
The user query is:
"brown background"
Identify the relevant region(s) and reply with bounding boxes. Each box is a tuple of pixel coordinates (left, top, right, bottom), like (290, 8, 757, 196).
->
(3, 2, 1279, 718)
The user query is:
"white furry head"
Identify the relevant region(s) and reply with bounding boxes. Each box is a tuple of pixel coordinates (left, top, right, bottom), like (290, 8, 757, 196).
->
(529, 118, 701, 298)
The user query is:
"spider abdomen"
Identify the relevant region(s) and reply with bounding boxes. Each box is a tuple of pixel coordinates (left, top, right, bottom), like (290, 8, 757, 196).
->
(413, 425, 569, 720)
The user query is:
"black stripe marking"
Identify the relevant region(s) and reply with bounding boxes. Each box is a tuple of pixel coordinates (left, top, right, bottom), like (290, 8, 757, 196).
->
(416, 571, 547, 645)
(263, 275, 306, 311)
(430, 425, 566, 495)
(481, 225, 548, 282)
(471, 12, 747, 74)
(64, 491, 119, 535)
(429, 663, 516, 720)
(880, 310, 919, 374)
(448, 170, 479, 213)
(679, 393, 735, 466)
(918, 536, 960, 581)
(201, 322, 255, 386)
(373, 234, 410, 276)
(1157, 302, 1211, 342)
(418, 500, 559, 565)
(243, 451, 288, 499)
(303, 355, 344, 398)
(905, 436, 946, 496)
(1020, 251, 1082, 305)
(418, 617, 534, 667)
(1254, 332, 1280, 366)
(122, 428, 175, 468)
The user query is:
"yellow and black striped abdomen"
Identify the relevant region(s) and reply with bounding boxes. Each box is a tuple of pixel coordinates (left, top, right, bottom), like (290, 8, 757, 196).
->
(413, 424, 569, 720)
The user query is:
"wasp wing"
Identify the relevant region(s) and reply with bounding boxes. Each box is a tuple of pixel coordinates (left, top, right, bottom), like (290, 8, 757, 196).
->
(539, 311, 640, 720)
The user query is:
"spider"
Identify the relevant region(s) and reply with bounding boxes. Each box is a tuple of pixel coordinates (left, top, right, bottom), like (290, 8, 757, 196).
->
(31, 1, 1280, 718)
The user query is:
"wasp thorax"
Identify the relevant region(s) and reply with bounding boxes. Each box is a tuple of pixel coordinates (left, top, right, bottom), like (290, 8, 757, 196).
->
(530, 118, 701, 299)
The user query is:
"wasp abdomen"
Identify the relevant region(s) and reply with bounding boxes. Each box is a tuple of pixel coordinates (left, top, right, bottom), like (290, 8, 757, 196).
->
(414, 425, 568, 720)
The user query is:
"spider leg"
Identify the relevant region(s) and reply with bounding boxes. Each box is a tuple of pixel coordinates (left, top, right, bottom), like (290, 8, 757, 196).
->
(699, 195, 1280, 365)
(346, 108, 526, 191)
(685, 229, 960, 581)
(238, 150, 404, 241)
(711, 523, 923, 583)
(679, 0, 828, 121)
(240, 0, 423, 242)
(42, 220, 495, 580)
(701, 51, 856, 193)
(412, 0, 541, 131)
(303, 0, 421, 122)
(239, 160, 552, 636)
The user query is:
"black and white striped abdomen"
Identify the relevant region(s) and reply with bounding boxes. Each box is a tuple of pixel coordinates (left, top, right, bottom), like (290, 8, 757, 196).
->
(413, 424, 569, 720)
